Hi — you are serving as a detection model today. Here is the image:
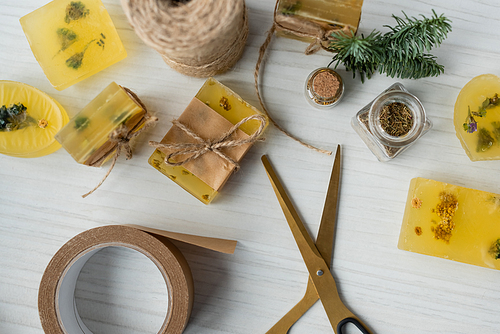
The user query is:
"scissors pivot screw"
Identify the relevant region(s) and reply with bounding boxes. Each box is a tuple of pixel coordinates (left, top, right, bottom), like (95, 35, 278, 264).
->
(316, 270, 324, 276)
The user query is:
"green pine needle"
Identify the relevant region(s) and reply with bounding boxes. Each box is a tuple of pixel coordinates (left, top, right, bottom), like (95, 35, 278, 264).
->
(327, 10, 452, 82)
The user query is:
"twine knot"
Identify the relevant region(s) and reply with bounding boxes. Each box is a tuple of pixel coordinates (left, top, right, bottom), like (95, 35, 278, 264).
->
(109, 125, 134, 159)
(150, 114, 267, 171)
(82, 113, 158, 198)
(304, 25, 352, 55)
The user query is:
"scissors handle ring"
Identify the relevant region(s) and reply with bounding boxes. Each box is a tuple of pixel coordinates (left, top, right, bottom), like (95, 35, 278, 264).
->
(337, 317, 372, 334)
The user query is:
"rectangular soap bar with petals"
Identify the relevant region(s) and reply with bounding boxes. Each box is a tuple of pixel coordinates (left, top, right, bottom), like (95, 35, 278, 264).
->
(276, 0, 363, 43)
(149, 77, 267, 204)
(398, 177, 500, 270)
(20, 0, 126, 90)
(55, 82, 145, 166)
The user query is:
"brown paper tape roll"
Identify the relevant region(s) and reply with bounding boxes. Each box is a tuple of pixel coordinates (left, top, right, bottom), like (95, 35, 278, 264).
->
(38, 225, 237, 334)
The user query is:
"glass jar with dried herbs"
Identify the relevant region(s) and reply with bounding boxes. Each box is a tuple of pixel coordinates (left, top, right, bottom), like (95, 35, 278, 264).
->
(351, 83, 432, 161)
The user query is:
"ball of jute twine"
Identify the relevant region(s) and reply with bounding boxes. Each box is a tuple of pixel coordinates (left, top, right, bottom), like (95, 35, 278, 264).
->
(121, 0, 249, 77)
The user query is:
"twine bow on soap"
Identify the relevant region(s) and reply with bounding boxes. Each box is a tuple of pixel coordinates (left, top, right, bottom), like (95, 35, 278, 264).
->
(274, 13, 351, 55)
(149, 114, 267, 171)
(82, 113, 159, 198)
(303, 25, 352, 55)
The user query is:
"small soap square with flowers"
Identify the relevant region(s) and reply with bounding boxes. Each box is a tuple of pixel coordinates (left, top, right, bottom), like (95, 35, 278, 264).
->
(55, 82, 146, 166)
(149, 77, 268, 205)
(398, 177, 500, 270)
(20, 0, 127, 90)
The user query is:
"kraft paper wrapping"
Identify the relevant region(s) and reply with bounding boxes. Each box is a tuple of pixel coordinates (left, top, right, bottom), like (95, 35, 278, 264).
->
(156, 97, 252, 191)
(38, 225, 237, 334)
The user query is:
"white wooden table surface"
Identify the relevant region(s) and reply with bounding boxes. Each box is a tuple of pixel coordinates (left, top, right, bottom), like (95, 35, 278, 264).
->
(1, 0, 500, 333)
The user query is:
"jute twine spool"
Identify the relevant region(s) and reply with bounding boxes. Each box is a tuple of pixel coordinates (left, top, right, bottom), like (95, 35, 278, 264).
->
(121, 0, 249, 77)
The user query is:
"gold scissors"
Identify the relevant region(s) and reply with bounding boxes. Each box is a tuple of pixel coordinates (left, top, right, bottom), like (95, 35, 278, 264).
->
(262, 145, 373, 334)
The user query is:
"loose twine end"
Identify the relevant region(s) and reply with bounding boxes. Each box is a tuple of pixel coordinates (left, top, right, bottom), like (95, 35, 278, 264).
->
(82, 114, 159, 198)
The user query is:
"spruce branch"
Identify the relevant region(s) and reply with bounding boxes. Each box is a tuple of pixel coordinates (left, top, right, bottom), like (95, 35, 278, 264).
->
(383, 10, 452, 59)
(327, 10, 452, 82)
(328, 30, 384, 83)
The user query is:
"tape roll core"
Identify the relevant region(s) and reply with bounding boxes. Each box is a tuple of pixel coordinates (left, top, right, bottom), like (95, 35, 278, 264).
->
(39, 225, 194, 334)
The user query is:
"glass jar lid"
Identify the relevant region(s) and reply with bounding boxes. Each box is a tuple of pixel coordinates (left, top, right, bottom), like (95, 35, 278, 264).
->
(304, 68, 344, 109)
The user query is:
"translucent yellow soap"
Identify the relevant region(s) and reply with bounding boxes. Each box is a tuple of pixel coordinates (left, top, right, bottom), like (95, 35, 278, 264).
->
(276, 0, 363, 43)
(20, 0, 127, 90)
(454, 74, 500, 161)
(0, 81, 69, 158)
(149, 78, 267, 204)
(55, 82, 145, 165)
(398, 177, 500, 270)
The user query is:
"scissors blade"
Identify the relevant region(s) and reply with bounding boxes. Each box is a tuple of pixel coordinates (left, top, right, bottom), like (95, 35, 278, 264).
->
(317, 144, 341, 266)
(262, 155, 354, 331)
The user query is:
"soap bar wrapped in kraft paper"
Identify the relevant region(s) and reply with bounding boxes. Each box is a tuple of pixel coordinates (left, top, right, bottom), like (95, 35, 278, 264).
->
(149, 78, 268, 204)
(275, 0, 363, 48)
(398, 177, 500, 270)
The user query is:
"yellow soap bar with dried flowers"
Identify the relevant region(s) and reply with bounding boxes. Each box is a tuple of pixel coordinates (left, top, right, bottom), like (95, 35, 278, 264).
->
(276, 0, 363, 43)
(0, 81, 69, 158)
(455, 74, 500, 161)
(398, 177, 500, 270)
(149, 77, 267, 204)
(55, 82, 145, 165)
(20, 0, 127, 90)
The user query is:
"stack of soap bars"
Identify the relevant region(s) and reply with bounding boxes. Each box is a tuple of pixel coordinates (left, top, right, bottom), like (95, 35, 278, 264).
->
(149, 78, 267, 204)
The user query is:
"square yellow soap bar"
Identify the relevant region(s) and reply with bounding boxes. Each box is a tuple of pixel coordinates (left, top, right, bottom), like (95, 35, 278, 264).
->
(20, 0, 127, 90)
(149, 78, 267, 204)
(276, 0, 363, 43)
(55, 82, 145, 165)
(398, 177, 500, 270)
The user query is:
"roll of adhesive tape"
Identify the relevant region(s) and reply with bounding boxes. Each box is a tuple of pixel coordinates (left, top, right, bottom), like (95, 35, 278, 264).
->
(38, 225, 194, 334)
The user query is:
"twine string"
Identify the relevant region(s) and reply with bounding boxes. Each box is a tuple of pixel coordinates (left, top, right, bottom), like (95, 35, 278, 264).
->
(252, 1, 358, 156)
(82, 114, 159, 198)
(149, 114, 267, 171)
(254, 22, 332, 155)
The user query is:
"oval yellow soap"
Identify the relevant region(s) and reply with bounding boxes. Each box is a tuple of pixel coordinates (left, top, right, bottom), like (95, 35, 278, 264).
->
(0, 81, 69, 158)
(454, 74, 500, 161)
